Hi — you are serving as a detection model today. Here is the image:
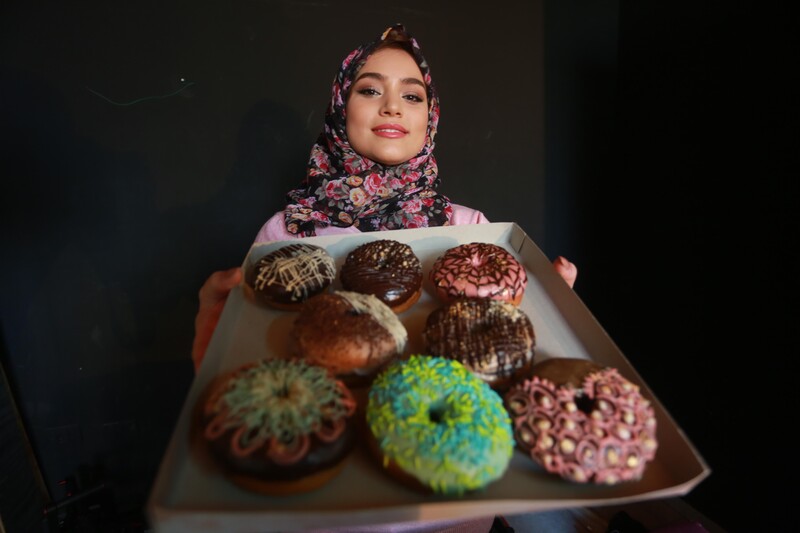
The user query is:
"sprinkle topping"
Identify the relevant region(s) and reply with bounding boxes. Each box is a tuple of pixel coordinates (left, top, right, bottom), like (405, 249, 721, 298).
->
(367, 355, 513, 494)
(340, 240, 422, 306)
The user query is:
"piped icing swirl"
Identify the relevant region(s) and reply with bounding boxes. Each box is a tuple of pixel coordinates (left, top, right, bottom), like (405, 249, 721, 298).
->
(367, 355, 514, 494)
(203, 359, 356, 467)
(504, 359, 658, 485)
(430, 242, 527, 304)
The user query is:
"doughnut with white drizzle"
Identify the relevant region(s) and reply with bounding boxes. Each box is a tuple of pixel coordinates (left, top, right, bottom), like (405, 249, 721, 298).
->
(247, 243, 336, 310)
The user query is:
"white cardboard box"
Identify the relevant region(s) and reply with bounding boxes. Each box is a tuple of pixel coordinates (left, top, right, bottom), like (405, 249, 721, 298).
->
(147, 223, 710, 532)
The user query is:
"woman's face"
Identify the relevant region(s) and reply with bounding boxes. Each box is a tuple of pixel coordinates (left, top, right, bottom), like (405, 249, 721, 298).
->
(345, 47, 429, 166)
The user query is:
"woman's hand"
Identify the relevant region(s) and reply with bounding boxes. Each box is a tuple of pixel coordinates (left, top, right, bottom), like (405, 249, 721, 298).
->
(192, 267, 243, 372)
(553, 256, 577, 289)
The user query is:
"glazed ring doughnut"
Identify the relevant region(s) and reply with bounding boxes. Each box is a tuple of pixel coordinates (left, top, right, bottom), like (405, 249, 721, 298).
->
(340, 239, 423, 313)
(429, 242, 527, 306)
(289, 291, 408, 386)
(197, 358, 358, 495)
(246, 243, 336, 310)
(423, 298, 536, 391)
(503, 358, 659, 485)
(366, 355, 514, 495)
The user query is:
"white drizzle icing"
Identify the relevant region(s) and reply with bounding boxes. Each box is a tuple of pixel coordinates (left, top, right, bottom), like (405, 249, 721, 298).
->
(255, 245, 335, 300)
(489, 301, 525, 321)
(336, 290, 408, 352)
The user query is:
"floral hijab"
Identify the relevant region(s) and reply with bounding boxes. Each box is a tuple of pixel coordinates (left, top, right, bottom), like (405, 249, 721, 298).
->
(283, 24, 453, 236)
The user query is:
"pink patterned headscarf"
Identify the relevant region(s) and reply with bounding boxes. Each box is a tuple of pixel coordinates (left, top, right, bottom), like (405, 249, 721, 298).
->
(283, 24, 453, 236)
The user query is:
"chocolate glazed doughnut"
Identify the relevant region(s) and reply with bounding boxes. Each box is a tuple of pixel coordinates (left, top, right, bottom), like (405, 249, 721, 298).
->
(246, 243, 336, 310)
(289, 291, 408, 387)
(340, 239, 423, 313)
(423, 298, 536, 391)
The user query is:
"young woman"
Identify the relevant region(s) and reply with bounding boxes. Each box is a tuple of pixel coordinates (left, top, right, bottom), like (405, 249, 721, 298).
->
(192, 24, 577, 370)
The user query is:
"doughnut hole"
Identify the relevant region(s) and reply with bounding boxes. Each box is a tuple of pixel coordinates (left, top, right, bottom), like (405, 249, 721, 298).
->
(428, 400, 446, 424)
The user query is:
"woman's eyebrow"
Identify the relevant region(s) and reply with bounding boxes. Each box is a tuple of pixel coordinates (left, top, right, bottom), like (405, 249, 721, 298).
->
(355, 71, 426, 89)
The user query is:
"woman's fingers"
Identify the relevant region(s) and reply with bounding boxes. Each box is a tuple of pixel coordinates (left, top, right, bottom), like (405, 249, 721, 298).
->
(552, 256, 577, 289)
(192, 267, 243, 372)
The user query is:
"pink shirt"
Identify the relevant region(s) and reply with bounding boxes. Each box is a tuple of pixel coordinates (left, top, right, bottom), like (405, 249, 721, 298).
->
(253, 203, 489, 244)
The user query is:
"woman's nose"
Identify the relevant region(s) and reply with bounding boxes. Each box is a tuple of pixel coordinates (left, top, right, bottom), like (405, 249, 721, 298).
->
(380, 95, 402, 116)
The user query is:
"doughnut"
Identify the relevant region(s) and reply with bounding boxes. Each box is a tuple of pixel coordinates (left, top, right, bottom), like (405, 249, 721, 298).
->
(503, 358, 658, 485)
(289, 291, 408, 386)
(429, 242, 527, 306)
(340, 239, 423, 313)
(366, 355, 514, 495)
(423, 298, 536, 391)
(245, 243, 336, 310)
(196, 358, 357, 495)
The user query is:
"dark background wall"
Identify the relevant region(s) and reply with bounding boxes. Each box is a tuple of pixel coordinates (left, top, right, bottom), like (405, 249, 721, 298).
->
(559, 2, 795, 532)
(1, 1, 549, 531)
(1, 1, 794, 532)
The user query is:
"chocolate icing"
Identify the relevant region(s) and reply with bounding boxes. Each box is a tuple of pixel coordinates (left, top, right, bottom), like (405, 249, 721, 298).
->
(340, 240, 422, 308)
(423, 298, 535, 390)
(289, 291, 407, 379)
(247, 243, 336, 306)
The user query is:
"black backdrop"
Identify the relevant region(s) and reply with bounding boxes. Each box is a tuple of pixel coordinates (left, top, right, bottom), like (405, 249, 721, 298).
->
(1, 1, 552, 530)
(2, 1, 795, 531)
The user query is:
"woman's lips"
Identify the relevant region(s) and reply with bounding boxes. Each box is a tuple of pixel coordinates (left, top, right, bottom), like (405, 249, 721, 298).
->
(372, 124, 408, 138)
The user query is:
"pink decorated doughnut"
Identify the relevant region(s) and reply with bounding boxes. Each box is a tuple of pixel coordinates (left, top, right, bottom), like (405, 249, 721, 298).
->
(504, 358, 658, 485)
(429, 243, 527, 306)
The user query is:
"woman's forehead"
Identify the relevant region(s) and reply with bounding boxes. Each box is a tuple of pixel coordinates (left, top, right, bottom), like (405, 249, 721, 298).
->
(354, 48, 425, 83)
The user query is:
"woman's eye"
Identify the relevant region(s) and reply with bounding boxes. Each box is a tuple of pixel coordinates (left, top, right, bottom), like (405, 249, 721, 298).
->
(357, 87, 380, 96)
(404, 94, 425, 103)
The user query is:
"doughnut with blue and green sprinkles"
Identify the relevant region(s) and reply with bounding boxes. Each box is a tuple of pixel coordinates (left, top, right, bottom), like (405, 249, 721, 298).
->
(366, 355, 514, 495)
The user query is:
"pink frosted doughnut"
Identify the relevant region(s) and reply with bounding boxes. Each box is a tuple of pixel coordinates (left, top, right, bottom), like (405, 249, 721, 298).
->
(504, 358, 659, 485)
(429, 243, 527, 306)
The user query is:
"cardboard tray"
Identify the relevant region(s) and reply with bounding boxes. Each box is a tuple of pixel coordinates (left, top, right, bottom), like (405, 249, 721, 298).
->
(146, 223, 710, 532)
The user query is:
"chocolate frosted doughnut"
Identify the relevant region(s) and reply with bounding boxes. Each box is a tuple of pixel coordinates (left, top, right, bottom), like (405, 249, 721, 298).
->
(504, 358, 659, 485)
(340, 239, 423, 313)
(246, 243, 336, 310)
(423, 298, 536, 391)
(429, 242, 527, 306)
(289, 291, 408, 386)
(197, 358, 357, 495)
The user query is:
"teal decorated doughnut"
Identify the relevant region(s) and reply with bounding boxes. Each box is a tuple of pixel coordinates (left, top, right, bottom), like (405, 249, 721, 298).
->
(366, 355, 514, 495)
(199, 359, 358, 495)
